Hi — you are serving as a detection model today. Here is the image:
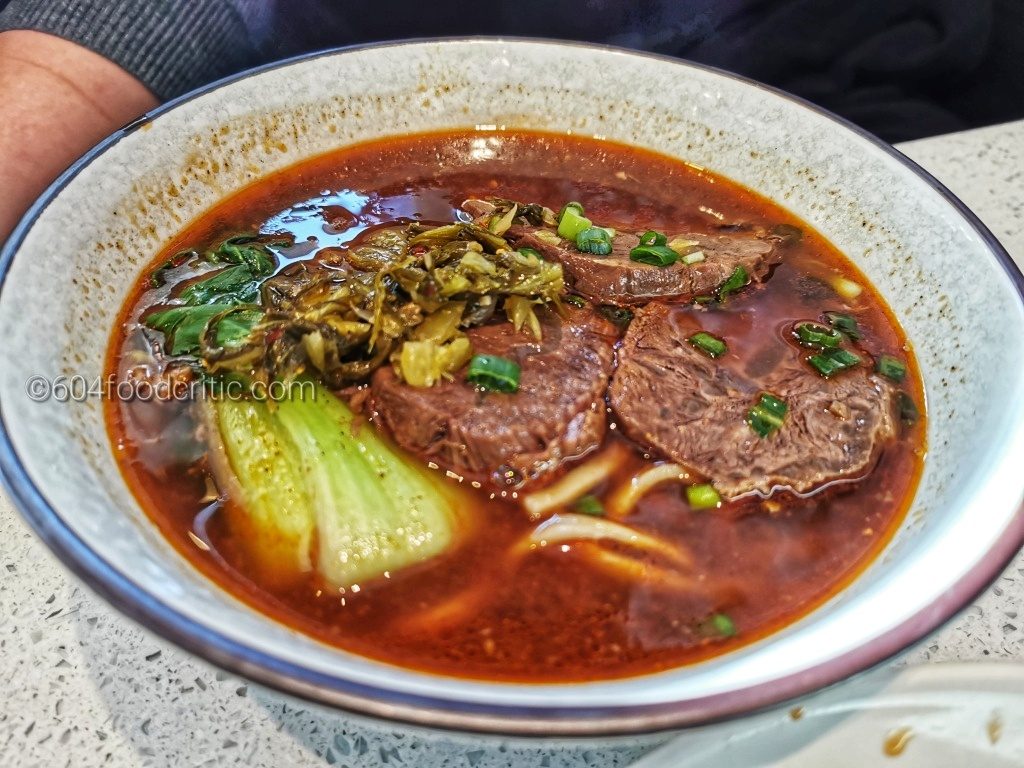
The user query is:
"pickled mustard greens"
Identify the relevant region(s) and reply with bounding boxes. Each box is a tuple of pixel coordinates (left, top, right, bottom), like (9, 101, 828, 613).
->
(145, 224, 563, 389)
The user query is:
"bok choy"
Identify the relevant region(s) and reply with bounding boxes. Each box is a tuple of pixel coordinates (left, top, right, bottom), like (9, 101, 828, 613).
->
(203, 381, 465, 588)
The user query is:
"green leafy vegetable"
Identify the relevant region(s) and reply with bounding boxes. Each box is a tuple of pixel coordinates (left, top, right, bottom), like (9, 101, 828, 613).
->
(824, 311, 861, 340)
(686, 483, 721, 509)
(206, 233, 289, 275)
(466, 354, 521, 393)
(148, 249, 196, 288)
(807, 347, 862, 378)
(204, 382, 463, 588)
(876, 355, 907, 382)
(179, 264, 262, 306)
(576, 226, 613, 255)
(144, 304, 263, 356)
(688, 331, 727, 359)
(746, 392, 787, 438)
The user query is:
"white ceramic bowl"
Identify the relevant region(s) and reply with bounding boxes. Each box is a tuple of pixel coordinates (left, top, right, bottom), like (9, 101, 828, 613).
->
(0, 39, 1022, 736)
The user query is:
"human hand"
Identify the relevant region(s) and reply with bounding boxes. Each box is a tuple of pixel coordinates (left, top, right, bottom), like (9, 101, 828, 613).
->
(0, 30, 158, 243)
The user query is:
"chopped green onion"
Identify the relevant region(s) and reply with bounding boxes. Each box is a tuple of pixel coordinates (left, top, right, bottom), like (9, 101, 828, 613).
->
(706, 613, 737, 637)
(897, 392, 919, 424)
(717, 265, 750, 300)
(573, 495, 605, 516)
(639, 230, 668, 247)
(693, 295, 715, 304)
(876, 355, 907, 382)
(688, 331, 727, 359)
(564, 294, 587, 308)
(629, 244, 679, 267)
(807, 348, 862, 378)
(686, 483, 721, 509)
(794, 321, 844, 349)
(824, 311, 861, 340)
(558, 201, 584, 220)
(517, 247, 543, 261)
(557, 204, 592, 241)
(746, 392, 787, 437)
(682, 250, 706, 265)
(466, 354, 521, 393)
(576, 226, 613, 255)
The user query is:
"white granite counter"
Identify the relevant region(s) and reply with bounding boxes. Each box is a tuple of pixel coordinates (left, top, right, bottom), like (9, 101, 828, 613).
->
(2, 120, 1022, 768)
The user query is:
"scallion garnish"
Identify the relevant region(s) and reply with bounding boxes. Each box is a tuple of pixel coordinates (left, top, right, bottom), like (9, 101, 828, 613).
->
(573, 495, 605, 516)
(682, 250, 706, 265)
(558, 201, 585, 220)
(824, 311, 861, 340)
(700, 612, 737, 637)
(688, 331, 727, 359)
(807, 347, 861, 378)
(639, 230, 668, 247)
(708, 614, 733, 638)
(629, 243, 679, 267)
(686, 483, 721, 509)
(876, 355, 906, 382)
(576, 226, 613, 255)
(897, 391, 919, 424)
(556, 203, 592, 241)
(466, 354, 521, 393)
(746, 392, 787, 437)
(717, 265, 750, 300)
(794, 321, 843, 349)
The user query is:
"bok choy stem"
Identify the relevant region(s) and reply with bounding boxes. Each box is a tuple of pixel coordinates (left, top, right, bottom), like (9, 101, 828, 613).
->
(203, 381, 466, 588)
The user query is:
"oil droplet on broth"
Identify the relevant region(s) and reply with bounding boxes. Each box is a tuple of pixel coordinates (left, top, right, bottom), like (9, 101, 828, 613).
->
(883, 727, 913, 757)
(987, 711, 1003, 745)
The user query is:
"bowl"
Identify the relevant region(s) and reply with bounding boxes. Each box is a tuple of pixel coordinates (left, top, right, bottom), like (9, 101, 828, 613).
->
(1, 39, 1022, 736)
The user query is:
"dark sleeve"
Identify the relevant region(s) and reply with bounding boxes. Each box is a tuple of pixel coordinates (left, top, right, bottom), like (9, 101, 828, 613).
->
(0, 0, 277, 100)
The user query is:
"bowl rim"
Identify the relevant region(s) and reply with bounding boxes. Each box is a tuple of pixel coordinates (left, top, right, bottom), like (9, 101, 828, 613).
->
(1, 37, 1023, 737)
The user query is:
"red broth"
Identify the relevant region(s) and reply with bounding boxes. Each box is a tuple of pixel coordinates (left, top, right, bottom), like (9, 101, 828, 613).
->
(106, 130, 925, 681)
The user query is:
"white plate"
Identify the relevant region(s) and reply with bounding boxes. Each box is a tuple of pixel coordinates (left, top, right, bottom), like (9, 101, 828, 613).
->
(633, 663, 1024, 766)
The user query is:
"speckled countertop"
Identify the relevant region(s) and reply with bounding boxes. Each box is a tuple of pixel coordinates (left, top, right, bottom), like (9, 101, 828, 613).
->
(2, 120, 1022, 768)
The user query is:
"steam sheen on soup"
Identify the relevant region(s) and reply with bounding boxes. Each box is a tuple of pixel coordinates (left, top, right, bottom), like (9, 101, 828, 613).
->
(106, 130, 925, 681)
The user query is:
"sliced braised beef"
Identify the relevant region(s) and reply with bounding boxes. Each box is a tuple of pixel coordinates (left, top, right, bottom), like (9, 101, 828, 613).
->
(463, 199, 779, 306)
(369, 305, 617, 483)
(609, 302, 898, 498)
